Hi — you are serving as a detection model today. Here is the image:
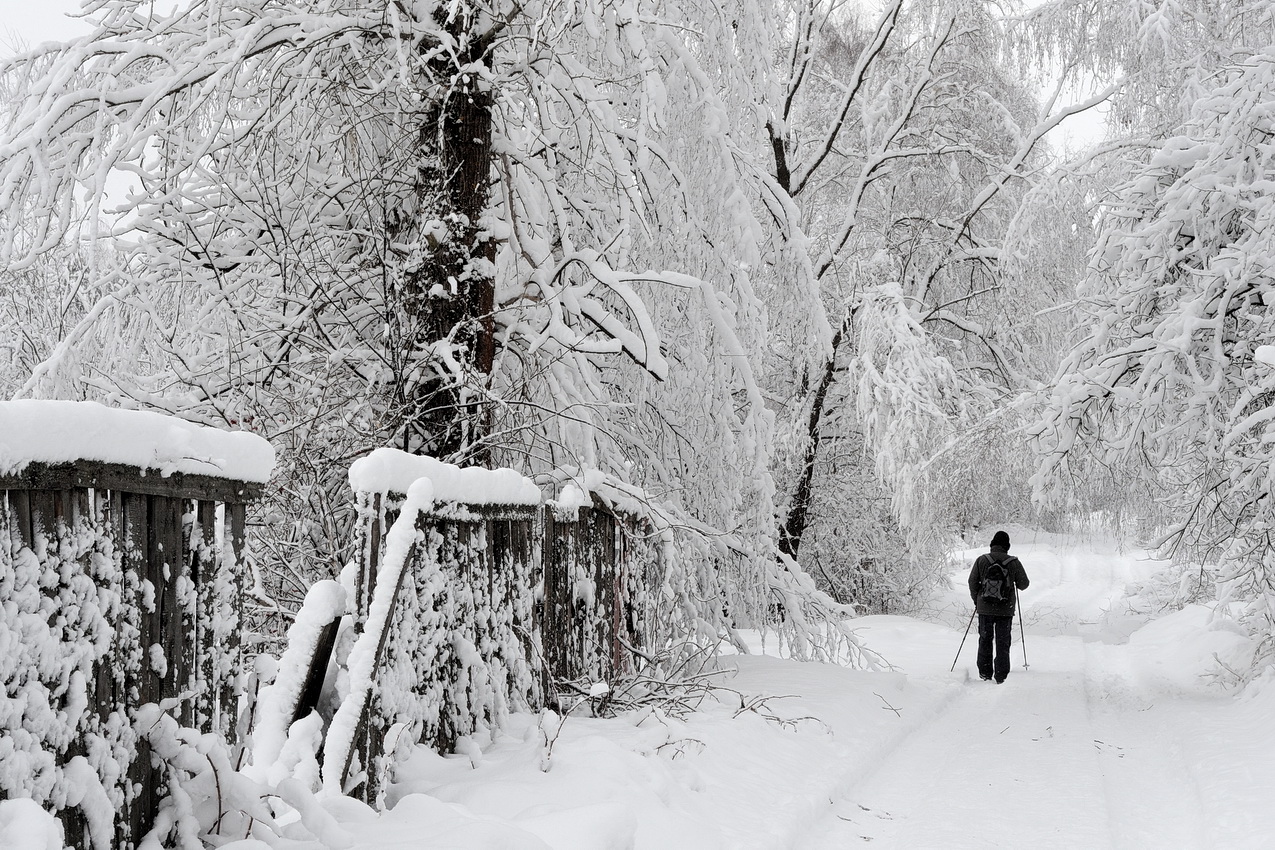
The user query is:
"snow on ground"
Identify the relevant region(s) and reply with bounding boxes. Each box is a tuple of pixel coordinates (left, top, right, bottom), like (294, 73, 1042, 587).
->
(10, 531, 1274, 848)
(280, 530, 1275, 849)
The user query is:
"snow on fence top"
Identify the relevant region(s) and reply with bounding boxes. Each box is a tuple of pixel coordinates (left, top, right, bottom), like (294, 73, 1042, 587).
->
(0, 399, 275, 483)
(348, 447, 541, 504)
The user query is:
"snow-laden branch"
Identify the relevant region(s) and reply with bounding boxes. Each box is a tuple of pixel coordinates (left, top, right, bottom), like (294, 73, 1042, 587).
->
(787, 0, 905, 197)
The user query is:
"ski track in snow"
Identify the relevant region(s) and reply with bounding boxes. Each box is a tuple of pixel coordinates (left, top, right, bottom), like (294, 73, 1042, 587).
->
(814, 642, 1111, 848)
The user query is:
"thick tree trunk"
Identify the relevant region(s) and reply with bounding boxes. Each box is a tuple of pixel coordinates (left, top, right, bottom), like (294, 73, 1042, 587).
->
(400, 29, 497, 461)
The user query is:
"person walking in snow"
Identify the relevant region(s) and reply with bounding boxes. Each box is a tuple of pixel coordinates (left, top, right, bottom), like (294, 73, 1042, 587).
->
(967, 530, 1029, 683)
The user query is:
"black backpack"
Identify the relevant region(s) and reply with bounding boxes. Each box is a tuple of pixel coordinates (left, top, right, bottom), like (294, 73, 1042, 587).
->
(979, 556, 1013, 603)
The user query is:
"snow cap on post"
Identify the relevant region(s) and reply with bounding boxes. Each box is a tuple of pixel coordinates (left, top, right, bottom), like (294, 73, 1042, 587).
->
(0, 399, 275, 482)
(548, 481, 591, 520)
(347, 447, 541, 504)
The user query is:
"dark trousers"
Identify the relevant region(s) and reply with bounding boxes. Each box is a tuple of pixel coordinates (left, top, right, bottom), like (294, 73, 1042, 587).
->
(977, 614, 1014, 682)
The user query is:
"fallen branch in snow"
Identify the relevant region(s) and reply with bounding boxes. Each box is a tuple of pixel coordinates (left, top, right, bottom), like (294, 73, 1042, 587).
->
(874, 692, 902, 717)
(725, 691, 827, 733)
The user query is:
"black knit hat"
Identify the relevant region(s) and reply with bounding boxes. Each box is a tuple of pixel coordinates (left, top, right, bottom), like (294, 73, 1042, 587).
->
(990, 530, 1011, 550)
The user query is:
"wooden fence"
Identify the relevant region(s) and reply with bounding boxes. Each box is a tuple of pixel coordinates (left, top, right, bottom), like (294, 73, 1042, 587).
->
(290, 491, 661, 804)
(542, 503, 659, 684)
(0, 461, 260, 850)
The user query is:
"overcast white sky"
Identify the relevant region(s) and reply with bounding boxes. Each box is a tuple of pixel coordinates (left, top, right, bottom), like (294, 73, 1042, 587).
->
(0, 0, 87, 54)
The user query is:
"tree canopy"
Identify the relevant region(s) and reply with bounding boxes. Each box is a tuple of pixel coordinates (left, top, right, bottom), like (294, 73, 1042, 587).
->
(4, 0, 1275, 680)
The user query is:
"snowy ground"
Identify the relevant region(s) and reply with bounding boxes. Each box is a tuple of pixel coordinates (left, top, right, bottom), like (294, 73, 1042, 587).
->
(9, 531, 1274, 850)
(318, 531, 1275, 849)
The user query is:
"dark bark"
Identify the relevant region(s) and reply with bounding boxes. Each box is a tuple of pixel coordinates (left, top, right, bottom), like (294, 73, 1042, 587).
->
(767, 120, 791, 195)
(399, 24, 498, 461)
(778, 310, 852, 561)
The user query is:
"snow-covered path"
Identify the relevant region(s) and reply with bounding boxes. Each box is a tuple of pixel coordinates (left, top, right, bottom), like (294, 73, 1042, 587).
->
(799, 632, 1244, 849)
(189, 532, 1275, 850)
(783, 533, 1274, 850)
(813, 639, 1114, 848)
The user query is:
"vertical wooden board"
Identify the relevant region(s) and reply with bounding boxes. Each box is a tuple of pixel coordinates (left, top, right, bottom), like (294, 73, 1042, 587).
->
(93, 492, 118, 728)
(170, 499, 188, 707)
(152, 497, 180, 704)
(225, 502, 247, 737)
(175, 499, 196, 728)
(606, 512, 621, 675)
(29, 489, 56, 561)
(554, 511, 573, 680)
(518, 515, 549, 702)
(120, 491, 154, 849)
(540, 512, 562, 681)
(58, 472, 90, 850)
(486, 519, 502, 618)
(193, 500, 219, 732)
(358, 493, 383, 624)
(9, 489, 33, 552)
(587, 509, 606, 677)
(144, 493, 170, 843)
(190, 500, 206, 729)
(611, 516, 629, 675)
(486, 518, 499, 600)
(62, 491, 92, 756)
(142, 494, 162, 701)
(0, 491, 9, 549)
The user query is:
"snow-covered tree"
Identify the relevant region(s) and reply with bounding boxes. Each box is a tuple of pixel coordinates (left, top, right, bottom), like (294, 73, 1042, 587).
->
(757, 0, 1106, 606)
(1032, 3, 1275, 677)
(0, 0, 849, 650)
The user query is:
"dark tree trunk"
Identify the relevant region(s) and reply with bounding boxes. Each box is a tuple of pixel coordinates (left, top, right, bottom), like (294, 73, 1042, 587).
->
(778, 310, 852, 561)
(399, 25, 497, 461)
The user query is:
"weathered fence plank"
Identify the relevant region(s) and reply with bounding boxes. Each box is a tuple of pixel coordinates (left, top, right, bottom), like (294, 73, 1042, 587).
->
(0, 460, 262, 503)
(0, 470, 261, 850)
(542, 504, 640, 688)
(330, 483, 660, 804)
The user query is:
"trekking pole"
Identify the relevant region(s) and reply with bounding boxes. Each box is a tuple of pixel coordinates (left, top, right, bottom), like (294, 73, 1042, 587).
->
(950, 610, 976, 673)
(1016, 586, 1029, 670)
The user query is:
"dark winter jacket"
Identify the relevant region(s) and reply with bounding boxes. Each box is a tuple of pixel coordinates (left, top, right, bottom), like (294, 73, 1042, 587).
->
(968, 546, 1030, 616)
